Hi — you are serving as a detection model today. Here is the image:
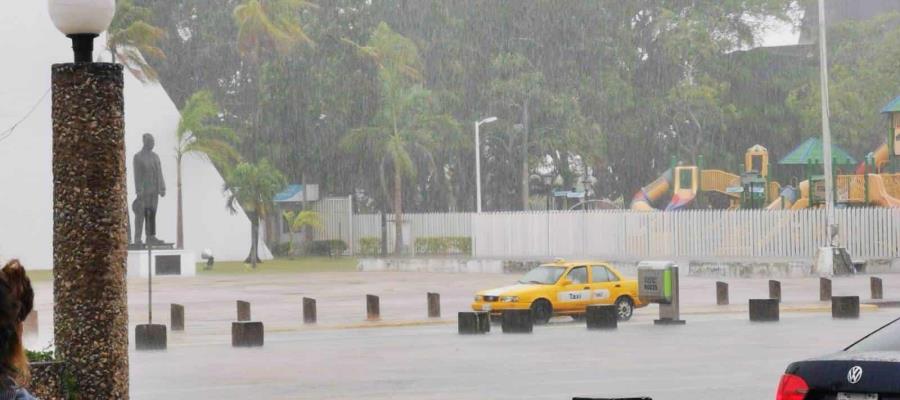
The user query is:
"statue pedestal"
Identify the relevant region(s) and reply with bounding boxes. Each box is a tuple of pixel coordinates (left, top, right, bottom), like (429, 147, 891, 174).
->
(127, 249, 197, 278)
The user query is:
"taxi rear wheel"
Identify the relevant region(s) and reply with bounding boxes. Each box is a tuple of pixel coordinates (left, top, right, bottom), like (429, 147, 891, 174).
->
(615, 297, 634, 321)
(530, 299, 552, 325)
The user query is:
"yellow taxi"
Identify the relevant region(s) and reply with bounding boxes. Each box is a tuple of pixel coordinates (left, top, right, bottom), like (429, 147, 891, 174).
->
(471, 260, 645, 324)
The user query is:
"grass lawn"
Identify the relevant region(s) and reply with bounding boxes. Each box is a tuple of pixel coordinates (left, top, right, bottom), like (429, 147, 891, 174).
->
(197, 257, 358, 275)
(27, 269, 53, 282)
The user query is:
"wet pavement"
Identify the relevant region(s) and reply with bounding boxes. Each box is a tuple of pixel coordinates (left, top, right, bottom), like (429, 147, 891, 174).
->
(23, 269, 900, 399)
(128, 311, 897, 400)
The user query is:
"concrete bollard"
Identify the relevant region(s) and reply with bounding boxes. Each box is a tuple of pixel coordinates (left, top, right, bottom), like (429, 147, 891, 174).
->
(832, 296, 860, 319)
(501, 309, 533, 333)
(749, 299, 779, 322)
(458, 312, 490, 334)
(303, 297, 317, 324)
(24, 310, 38, 336)
(716, 282, 729, 306)
(366, 295, 380, 321)
(135, 324, 167, 350)
(769, 280, 781, 301)
(586, 305, 617, 330)
(820, 278, 832, 302)
(476, 311, 491, 333)
(170, 304, 184, 332)
(871, 277, 884, 300)
(231, 321, 264, 347)
(427, 292, 441, 318)
(237, 300, 251, 322)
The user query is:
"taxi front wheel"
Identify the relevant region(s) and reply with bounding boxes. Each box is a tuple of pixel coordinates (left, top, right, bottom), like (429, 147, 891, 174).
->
(530, 299, 552, 325)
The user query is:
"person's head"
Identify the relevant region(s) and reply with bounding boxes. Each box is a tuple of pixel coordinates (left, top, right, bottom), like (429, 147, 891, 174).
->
(0, 260, 33, 385)
(0, 282, 25, 384)
(0, 261, 32, 326)
(142, 133, 155, 151)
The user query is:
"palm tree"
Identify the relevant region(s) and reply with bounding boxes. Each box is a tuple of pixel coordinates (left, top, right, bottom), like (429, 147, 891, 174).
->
(175, 90, 241, 249)
(106, 0, 166, 83)
(282, 210, 323, 256)
(225, 160, 286, 269)
(233, 0, 316, 60)
(233, 0, 317, 146)
(343, 23, 458, 254)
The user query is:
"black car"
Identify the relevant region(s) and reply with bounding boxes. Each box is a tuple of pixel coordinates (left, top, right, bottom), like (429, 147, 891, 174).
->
(778, 317, 900, 400)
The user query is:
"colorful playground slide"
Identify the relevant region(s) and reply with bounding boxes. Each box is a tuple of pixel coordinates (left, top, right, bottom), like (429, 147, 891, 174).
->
(766, 186, 799, 210)
(789, 180, 812, 210)
(631, 166, 701, 211)
(631, 168, 672, 211)
(666, 167, 698, 211)
(772, 175, 900, 209)
(868, 174, 900, 207)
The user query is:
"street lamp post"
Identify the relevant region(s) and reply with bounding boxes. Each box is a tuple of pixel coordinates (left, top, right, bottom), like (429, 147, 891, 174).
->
(817, 0, 837, 274)
(475, 116, 498, 213)
(49, 0, 131, 398)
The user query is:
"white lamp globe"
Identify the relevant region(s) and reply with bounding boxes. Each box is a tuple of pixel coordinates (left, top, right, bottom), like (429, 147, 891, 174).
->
(48, 0, 116, 36)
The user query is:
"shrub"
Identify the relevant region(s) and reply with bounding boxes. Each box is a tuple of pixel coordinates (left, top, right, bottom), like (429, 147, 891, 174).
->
(414, 236, 472, 256)
(303, 240, 348, 256)
(271, 242, 291, 257)
(359, 237, 381, 256)
(27, 348, 55, 362)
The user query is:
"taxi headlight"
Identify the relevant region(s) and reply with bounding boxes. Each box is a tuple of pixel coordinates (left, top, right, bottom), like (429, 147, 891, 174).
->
(500, 296, 519, 303)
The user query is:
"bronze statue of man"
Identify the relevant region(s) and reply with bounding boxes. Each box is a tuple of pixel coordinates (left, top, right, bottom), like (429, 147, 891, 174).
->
(133, 133, 166, 245)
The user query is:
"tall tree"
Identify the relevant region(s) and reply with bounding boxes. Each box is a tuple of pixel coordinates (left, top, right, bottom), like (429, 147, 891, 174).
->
(233, 0, 317, 160)
(343, 22, 458, 253)
(489, 52, 544, 210)
(225, 160, 286, 268)
(175, 90, 241, 249)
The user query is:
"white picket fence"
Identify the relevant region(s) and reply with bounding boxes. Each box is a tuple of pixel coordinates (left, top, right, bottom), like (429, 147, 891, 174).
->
(327, 208, 900, 260)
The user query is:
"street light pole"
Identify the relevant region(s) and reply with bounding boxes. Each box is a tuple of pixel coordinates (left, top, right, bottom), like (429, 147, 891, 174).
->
(475, 117, 497, 213)
(818, 0, 836, 248)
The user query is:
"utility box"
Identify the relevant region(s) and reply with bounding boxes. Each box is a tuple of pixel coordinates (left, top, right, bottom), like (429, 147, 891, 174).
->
(638, 261, 685, 325)
(638, 268, 672, 304)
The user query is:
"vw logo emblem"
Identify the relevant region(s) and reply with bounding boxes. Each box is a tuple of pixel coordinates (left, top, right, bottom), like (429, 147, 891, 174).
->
(847, 366, 863, 384)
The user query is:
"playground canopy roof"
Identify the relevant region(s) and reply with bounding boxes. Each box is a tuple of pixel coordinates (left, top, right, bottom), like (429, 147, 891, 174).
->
(882, 95, 900, 113)
(778, 137, 857, 165)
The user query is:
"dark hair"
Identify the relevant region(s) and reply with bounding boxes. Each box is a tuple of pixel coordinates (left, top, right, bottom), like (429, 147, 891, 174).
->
(0, 260, 34, 385)
(0, 279, 24, 384)
(0, 262, 32, 324)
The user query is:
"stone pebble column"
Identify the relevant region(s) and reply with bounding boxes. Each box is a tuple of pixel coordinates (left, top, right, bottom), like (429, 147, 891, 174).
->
(52, 63, 129, 399)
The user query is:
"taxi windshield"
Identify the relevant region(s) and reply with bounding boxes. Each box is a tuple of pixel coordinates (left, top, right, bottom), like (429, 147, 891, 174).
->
(518, 265, 567, 285)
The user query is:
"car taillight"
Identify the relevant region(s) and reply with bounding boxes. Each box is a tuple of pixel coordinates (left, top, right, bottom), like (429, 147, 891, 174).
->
(776, 373, 809, 400)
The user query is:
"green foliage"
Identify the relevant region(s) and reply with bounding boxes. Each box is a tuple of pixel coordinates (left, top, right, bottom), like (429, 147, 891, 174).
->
(270, 242, 291, 257)
(303, 240, 348, 256)
(787, 12, 900, 155)
(284, 210, 323, 233)
(341, 22, 459, 252)
(234, 0, 316, 59)
(225, 159, 287, 268)
(26, 348, 55, 363)
(358, 237, 382, 256)
(177, 90, 241, 174)
(225, 159, 287, 218)
(414, 236, 472, 256)
(281, 210, 324, 255)
(107, 0, 167, 82)
(144, 1, 900, 210)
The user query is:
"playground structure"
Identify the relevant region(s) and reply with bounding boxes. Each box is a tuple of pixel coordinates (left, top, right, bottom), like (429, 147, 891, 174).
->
(633, 96, 900, 211)
(631, 145, 780, 211)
